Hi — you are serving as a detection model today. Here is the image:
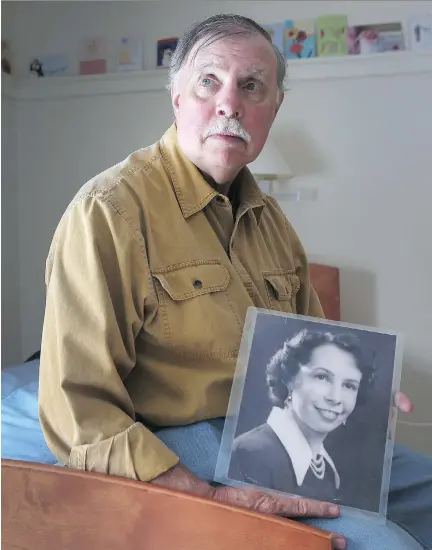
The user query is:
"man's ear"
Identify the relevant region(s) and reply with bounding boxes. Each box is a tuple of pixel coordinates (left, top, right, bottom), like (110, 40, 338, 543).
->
(274, 91, 284, 117)
(172, 85, 180, 116)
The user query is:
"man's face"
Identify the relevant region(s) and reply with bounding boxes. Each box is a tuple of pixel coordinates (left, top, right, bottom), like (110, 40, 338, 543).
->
(171, 33, 283, 185)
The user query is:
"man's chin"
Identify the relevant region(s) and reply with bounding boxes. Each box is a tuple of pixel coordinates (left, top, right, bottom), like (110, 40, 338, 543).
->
(205, 134, 248, 150)
(205, 142, 249, 165)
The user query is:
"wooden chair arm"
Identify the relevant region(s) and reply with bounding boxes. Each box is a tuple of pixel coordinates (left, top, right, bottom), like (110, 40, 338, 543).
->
(2, 459, 332, 550)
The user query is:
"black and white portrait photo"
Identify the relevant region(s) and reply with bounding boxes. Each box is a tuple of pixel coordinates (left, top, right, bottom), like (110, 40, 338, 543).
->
(215, 308, 403, 519)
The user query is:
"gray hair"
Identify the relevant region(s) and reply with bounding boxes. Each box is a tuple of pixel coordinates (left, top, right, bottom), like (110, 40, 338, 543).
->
(167, 14, 286, 95)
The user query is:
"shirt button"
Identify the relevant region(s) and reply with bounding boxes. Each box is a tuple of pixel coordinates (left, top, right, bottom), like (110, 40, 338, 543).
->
(193, 279, 203, 289)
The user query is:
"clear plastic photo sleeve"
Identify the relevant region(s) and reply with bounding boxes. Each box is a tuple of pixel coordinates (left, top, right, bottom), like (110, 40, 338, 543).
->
(214, 307, 404, 524)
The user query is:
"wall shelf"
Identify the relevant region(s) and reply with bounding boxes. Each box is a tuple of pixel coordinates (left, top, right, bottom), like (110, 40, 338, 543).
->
(3, 50, 432, 101)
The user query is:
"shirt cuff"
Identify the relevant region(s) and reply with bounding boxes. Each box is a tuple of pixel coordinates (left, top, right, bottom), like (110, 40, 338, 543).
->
(69, 422, 180, 482)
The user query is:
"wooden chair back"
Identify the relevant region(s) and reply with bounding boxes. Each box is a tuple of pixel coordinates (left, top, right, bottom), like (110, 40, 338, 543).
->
(2, 459, 332, 550)
(309, 263, 341, 321)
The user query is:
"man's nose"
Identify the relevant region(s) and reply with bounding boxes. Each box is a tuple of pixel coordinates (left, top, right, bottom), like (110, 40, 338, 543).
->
(217, 107, 240, 119)
(216, 87, 243, 119)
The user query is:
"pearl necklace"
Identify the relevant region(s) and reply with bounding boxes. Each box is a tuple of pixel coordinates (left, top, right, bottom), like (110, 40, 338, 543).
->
(310, 454, 325, 480)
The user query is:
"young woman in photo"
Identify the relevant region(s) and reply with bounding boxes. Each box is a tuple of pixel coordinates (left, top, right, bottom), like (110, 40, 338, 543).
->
(229, 329, 376, 502)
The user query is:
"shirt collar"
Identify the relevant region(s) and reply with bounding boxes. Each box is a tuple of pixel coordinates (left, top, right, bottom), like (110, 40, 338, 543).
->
(267, 406, 340, 489)
(159, 123, 266, 222)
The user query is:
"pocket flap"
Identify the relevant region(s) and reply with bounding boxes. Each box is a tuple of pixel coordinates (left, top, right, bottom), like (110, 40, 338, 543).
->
(263, 275, 292, 301)
(263, 271, 300, 301)
(152, 261, 230, 301)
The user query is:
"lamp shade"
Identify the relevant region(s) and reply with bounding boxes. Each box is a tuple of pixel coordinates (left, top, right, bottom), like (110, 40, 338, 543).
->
(248, 135, 293, 182)
(249, 135, 317, 201)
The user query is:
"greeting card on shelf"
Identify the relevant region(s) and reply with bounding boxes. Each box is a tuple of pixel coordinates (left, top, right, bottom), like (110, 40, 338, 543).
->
(409, 15, 432, 52)
(262, 23, 284, 54)
(285, 19, 316, 59)
(349, 22, 405, 55)
(157, 37, 178, 69)
(79, 37, 107, 76)
(317, 14, 348, 57)
(29, 54, 69, 77)
(116, 36, 143, 72)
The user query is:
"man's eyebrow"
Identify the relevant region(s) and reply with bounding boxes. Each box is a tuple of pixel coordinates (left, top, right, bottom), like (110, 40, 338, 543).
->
(195, 61, 225, 71)
(195, 61, 267, 78)
(245, 66, 266, 77)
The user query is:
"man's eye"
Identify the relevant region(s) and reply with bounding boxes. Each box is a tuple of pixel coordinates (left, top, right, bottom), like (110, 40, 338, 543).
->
(201, 77, 213, 87)
(245, 81, 259, 91)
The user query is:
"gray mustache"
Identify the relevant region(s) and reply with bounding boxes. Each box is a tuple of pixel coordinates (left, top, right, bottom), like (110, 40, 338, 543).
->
(203, 119, 251, 143)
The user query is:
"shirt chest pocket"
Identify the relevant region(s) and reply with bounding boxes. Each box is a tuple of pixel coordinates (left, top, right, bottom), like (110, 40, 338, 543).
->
(262, 269, 300, 313)
(151, 260, 241, 356)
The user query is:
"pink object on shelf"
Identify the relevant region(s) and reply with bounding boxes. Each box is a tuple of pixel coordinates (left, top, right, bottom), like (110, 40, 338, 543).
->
(79, 59, 106, 76)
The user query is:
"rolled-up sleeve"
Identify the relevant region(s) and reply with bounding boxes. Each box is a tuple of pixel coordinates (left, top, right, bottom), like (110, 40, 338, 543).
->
(38, 195, 179, 481)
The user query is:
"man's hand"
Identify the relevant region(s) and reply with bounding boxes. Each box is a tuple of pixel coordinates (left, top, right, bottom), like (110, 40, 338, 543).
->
(395, 392, 413, 413)
(152, 464, 347, 549)
(149, 393, 413, 549)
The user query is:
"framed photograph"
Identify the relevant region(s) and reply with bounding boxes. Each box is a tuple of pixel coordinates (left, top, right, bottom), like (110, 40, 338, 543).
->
(214, 308, 403, 523)
(157, 37, 178, 68)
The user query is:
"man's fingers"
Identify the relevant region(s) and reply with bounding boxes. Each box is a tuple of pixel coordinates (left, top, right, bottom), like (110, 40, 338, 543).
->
(277, 496, 340, 519)
(332, 534, 348, 549)
(394, 391, 413, 413)
(214, 486, 340, 518)
(252, 494, 346, 549)
(213, 487, 346, 549)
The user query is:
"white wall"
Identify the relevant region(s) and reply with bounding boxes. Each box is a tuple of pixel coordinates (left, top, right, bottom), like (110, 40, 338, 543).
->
(1, 88, 21, 366)
(2, 2, 21, 366)
(4, 1, 432, 451)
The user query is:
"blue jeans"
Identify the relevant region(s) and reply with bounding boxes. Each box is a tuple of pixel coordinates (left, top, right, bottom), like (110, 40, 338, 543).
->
(155, 419, 431, 550)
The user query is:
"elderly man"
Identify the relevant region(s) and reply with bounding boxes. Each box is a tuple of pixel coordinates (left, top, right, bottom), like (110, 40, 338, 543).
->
(39, 14, 431, 550)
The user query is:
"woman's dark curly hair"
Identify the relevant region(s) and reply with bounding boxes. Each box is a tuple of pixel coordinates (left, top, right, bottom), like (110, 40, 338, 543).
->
(266, 329, 376, 408)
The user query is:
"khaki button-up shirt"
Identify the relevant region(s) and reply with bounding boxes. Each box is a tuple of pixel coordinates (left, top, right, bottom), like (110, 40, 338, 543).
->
(39, 123, 324, 482)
